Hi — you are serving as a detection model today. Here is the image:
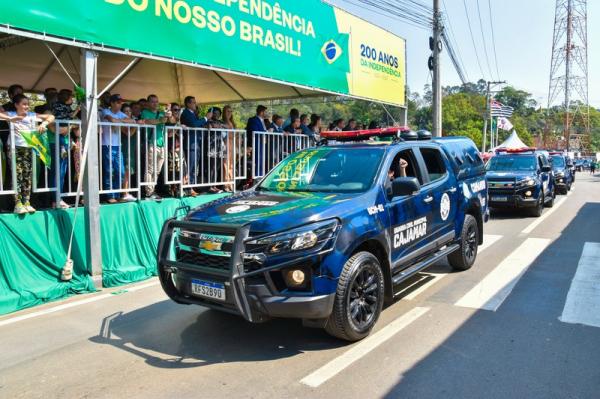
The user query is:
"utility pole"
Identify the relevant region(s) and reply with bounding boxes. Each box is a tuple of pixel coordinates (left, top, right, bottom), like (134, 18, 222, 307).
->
(432, 0, 442, 137)
(482, 80, 506, 152)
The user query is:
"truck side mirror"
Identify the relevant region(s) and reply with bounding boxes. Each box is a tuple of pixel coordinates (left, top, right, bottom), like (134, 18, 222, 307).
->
(392, 177, 421, 197)
(542, 165, 552, 172)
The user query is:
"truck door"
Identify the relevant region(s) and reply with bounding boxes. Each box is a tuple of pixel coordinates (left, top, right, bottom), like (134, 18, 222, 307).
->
(415, 146, 459, 244)
(386, 148, 432, 269)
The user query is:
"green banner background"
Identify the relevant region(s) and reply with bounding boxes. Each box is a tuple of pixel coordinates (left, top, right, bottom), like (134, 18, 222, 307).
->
(0, 0, 353, 95)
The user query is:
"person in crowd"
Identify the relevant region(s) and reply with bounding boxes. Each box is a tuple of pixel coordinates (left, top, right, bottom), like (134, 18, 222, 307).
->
(0, 85, 25, 199)
(368, 120, 381, 130)
(101, 94, 135, 204)
(164, 103, 191, 197)
(284, 116, 303, 154)
(271, 115, 285, 133)
(0, 94, 55, 214)
(0, 84, 24, 112)
(221, 105, 236, 192)
(282, 108, 299, 130)
(332, 118, 345, 131)
(99, 91, 112, 113)
(138, 98, 148, 111)
(180, 96, 211, 188)
(140, 94, 175, 201)
(34, 88, 58, 114)
(48, 89, 79, 209)
(119, 103, 137, 202)
(131, 102, 143, 121)
(343, 119, 357, 131)
(300, 114, 312, 136)
(307, 114, 322, 143)
(246, 105, 268, 177)
(207, 107, 227, 193)
(284, 116, 302, 134)
(591, 161, 597, 175)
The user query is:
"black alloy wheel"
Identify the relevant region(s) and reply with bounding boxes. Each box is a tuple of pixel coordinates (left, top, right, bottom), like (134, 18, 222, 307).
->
(325, 252, 384, 341)
(348, 267, 380, 330)
(448, 214, 478, 271)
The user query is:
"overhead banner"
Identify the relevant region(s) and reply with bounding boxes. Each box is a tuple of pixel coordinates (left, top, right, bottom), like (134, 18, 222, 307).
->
(0, 0, 406, 106)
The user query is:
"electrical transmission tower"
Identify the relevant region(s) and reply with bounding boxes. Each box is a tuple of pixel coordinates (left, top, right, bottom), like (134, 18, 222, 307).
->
(547, 0, 589, 152)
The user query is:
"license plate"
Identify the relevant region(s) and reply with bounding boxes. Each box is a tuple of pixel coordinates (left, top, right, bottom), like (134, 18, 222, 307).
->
(191, 279, 226, 301)
(491, 196, 508, 202)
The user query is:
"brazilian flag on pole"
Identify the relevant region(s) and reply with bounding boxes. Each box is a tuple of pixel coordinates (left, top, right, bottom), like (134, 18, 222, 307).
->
(20, 129, 51, 168)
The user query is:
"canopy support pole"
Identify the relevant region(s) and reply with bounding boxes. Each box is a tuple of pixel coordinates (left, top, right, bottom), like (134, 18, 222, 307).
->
(97, 57, 140, 99)
(81, 49, 102, 283)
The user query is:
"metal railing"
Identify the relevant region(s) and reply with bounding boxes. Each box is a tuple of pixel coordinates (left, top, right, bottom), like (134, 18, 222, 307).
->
(251, 131, 312, 179)
(0, 123, 315, 208)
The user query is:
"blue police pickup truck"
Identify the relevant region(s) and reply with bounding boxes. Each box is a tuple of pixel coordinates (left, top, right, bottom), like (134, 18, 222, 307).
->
(549, 152, 574, 194)
(157, 129, 488, 341)
(486, 148, 555, 217)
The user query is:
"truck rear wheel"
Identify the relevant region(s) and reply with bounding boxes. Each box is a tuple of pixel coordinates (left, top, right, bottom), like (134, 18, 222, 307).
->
(325, 252, 384, 342)
(448, 214, 478, 271)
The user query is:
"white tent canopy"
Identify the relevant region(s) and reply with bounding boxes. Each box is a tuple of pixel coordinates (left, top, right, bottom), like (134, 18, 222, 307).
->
(0, 35, 320, 104)
(494, 130, 528, 150)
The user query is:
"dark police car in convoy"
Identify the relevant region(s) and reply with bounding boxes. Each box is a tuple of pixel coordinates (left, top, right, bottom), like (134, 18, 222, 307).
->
(549, 152, 574, 194)
(157, 129, 488, 341)
(486, 148, 555, 217)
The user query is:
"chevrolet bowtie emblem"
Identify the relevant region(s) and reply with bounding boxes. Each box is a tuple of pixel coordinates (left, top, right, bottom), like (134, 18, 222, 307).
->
(199, 240, 223, 252)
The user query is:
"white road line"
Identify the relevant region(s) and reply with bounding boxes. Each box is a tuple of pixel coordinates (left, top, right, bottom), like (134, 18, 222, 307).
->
(455, 238, 552, 311)
(560, 242, 600, 328)
(401, 234, 504, 301)
(300, 307, 430, 388)
(0, 280, 159, 328)
(521, 197, 567, 234)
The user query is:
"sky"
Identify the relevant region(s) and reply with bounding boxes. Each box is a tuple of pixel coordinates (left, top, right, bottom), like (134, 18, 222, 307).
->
(329, 0, 599, 107)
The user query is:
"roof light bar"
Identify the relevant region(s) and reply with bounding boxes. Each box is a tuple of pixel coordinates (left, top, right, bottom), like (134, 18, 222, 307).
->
(320, 126, 411, 142)
(495, 147, 537, 154)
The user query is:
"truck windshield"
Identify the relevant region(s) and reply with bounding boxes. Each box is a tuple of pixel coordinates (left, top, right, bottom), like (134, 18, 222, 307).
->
(259, 147, 383, 193)
(551, 156, 565, 168)
(487, 156, 536, 171)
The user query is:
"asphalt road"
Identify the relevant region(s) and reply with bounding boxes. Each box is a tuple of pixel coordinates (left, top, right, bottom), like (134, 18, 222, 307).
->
(1, 173, 599, 399)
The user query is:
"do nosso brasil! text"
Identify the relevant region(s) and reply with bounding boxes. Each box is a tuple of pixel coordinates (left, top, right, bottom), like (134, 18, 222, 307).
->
(105, 0, 316, 57)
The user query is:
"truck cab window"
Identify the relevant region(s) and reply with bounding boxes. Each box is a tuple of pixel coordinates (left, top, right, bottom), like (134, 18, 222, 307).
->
(420, 148, 447, 182)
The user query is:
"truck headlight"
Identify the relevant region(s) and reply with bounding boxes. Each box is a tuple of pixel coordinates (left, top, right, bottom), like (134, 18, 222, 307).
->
(518, 178, 536, 187)
(247, 220, 339, 256)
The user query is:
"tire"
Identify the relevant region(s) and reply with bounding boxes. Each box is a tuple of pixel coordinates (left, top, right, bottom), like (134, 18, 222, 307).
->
(546, 188, 555, 208)
(325, 252, 385, 342)
(448, 214, 478, 271)
(529, 193, 544, 217)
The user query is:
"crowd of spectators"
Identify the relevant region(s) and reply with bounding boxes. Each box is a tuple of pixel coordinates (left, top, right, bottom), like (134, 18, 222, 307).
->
(0, 84, 380, 214)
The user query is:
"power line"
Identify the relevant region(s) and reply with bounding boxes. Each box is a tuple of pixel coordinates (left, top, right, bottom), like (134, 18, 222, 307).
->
(475, 0, 494, 79)
(462, 0, 486, 80)
(442, 0, 470, 83)
(487, 0, 501, 80)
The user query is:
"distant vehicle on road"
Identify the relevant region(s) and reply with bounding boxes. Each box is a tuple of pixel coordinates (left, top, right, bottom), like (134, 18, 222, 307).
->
(486, 148, 556, 217)
(157, 129, 488, 341)
(549, 152, 574, 194)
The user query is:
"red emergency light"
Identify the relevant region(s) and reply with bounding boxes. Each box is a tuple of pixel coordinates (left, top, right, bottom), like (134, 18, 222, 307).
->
(495, 147, 537, 154)
(320, 126, 411, 142)
(548, 151, 564, 155)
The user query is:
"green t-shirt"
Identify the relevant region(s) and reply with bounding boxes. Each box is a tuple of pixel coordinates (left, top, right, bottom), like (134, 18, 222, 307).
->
(141, 109, 165, 147)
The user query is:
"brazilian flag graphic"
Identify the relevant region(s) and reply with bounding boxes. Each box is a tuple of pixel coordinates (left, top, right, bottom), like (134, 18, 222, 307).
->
(21, 129, 51, 168)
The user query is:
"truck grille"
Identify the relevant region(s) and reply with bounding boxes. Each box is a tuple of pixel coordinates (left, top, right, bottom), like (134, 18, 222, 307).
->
(176, 249, 230, 271)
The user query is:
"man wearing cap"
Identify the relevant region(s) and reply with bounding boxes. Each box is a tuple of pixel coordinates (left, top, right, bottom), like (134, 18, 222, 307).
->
(140, 94, 176, 200)
(101, 94, 135, 203)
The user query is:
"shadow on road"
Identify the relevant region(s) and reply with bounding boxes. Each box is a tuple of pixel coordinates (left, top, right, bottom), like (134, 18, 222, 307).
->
(383, 202, 600, 398)
(89, 299, 345, 369)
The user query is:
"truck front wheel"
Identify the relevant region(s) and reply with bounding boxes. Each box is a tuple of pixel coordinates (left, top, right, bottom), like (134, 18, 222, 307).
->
(448, 214, 478, 271)
(325, 252, 385, 341)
